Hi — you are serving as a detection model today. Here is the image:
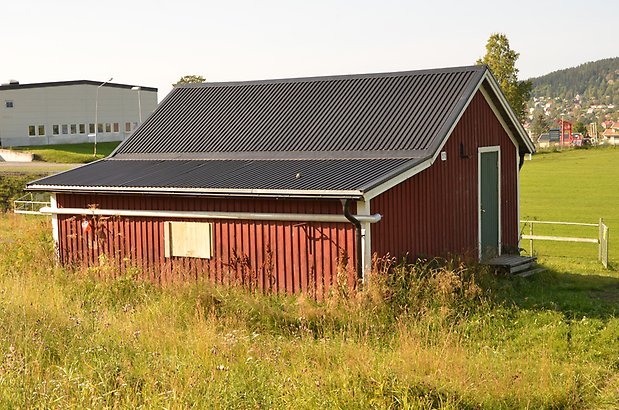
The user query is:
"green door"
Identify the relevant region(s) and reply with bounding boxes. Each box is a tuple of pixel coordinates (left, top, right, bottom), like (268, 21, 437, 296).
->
(479, 149, 499, 260)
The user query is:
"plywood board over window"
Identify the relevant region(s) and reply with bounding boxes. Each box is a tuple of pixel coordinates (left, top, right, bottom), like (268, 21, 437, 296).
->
(164, 221, 213, 259)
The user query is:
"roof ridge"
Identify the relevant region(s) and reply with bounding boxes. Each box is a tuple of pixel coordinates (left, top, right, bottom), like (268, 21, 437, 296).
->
(178, 65, 487, 89)
(112, 149, 429, 161)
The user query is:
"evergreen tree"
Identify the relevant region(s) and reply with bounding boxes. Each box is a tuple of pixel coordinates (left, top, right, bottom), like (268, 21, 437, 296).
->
(530, 111, 551, 138)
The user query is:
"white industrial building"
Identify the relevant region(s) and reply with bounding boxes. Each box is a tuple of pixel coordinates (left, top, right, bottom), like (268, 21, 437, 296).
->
(0, 80, 157, 147)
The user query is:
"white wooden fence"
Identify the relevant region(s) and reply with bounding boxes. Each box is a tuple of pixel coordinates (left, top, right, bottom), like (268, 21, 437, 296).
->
(520, 218, 609, 269)
(13, 193, 50, 215)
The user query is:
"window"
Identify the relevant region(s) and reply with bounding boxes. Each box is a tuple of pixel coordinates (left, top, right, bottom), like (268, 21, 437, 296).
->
(113, 122, 119, 133)
(5, 100, 13, 108)
(105, 123, 111, 133)
(28, 125, 36, 136)
(53, 125, 59, 135)
(62, 124, 68, 134)
(97, 123, 103, 133)
(164, 222, 213, 259)
(79, 124, 86, 134)
(70, 124, 77, 134)
(38, 125, 45, 136)
(89, 123, 95, 134)
(125, 122, 131, 132)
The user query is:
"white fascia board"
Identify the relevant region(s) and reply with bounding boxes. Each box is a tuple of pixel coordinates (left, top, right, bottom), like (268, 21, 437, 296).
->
(482, 72, 536, 153)
(362, 72, 487, 201)
(479, 85, 520, 151)
(362, 159, 433, 200)
(28, 184, 364, 199)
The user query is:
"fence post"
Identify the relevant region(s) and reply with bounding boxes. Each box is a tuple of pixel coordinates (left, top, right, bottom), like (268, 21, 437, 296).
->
(602, 224, 609, 269)
(529, 221, 534, 255)
(599, 218, 603, 262)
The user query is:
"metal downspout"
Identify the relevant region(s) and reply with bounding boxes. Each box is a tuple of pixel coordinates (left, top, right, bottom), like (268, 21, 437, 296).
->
(342, 199, 363, 284)
(518, 152, 526, 170)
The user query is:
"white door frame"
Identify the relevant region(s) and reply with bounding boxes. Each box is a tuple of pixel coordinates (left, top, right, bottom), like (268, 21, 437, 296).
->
(478, 146, 501, 259)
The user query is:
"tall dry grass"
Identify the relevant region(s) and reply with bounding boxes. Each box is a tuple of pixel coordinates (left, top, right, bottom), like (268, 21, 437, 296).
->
(0, 214, 617, 408)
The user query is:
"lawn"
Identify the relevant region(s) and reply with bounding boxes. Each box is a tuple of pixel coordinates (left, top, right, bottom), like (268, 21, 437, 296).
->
(520, 147, 619, 273)
(14, 142, 120, 163)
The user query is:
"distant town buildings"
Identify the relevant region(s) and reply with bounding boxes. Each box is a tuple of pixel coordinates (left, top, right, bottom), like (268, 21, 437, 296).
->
(0, 80, 157, 147)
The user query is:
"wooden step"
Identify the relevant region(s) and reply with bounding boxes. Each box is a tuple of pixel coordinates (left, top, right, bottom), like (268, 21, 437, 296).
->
(484, 255, 537, 275)
(514, 267, 545, 278)
(510, 261, 536, 274)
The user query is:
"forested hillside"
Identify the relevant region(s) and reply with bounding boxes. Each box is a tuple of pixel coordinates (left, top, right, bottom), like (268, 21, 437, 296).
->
(530, 57, 619, 104)
(526, 58, 619, 135)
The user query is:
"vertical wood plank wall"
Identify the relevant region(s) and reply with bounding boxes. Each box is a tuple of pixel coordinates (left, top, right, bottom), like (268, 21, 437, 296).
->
(55, 194, 356, 298)
(371, 92, 519, 260)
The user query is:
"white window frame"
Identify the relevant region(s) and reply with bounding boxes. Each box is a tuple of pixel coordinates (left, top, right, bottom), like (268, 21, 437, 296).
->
(164, 221, 213, 259)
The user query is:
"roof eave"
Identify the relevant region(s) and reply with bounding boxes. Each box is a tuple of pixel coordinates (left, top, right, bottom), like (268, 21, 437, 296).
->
(26, 184, 364, 200)
(482, 70, 536, 154)
(360, 68, 488, 199)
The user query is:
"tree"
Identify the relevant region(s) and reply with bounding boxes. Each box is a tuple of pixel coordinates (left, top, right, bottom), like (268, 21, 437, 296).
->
(573, 121, 587, 136)
(477, 33, 531, 123)
(174, 75, 206, 86)
(529, 110, 550, 138)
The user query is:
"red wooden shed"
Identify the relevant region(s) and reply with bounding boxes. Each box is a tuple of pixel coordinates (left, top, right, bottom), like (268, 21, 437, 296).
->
(29, 65, 535, 296)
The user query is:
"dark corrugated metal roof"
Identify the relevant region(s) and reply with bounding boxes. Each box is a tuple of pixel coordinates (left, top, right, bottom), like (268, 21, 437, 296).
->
(29, 158, 416, 196)
(115, 66, 485, 157)
(30, 65, 532, 196)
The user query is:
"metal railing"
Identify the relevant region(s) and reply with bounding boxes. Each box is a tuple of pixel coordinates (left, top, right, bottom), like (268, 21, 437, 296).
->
(13, 193, 51, 215)
(520, 218, 609, 268)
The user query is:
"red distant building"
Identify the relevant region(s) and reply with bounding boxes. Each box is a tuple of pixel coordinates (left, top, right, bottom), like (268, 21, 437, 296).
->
(29, 66, 535, 296)
(558, 119, 573, 146)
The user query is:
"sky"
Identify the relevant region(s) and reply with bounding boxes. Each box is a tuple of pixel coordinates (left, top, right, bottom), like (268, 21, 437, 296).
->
(4, 0, 618, 101)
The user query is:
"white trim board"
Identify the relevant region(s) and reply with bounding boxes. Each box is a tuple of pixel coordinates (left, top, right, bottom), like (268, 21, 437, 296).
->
(363, 70, 529, 201)
(356, 199, 373, 283)
(477, 146, 502, 260)
(363, 73, 487, 200)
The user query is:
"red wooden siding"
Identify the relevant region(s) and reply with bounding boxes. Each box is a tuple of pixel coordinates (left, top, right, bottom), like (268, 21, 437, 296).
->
(371, 92, 519, 260)
(55, 194, 356, 298)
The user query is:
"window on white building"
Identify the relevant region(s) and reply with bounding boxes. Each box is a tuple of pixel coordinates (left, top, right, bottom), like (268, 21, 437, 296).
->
(79, 124, 86, 134)
(53, 125, 59, 135)
(38, 125, 45, 136)
(28, 125, 36, 136)
(70, 124, 77, 134)
(62, 124, 68, 134)
(105, 123, 111, 133)
(5, 101, 13, 108)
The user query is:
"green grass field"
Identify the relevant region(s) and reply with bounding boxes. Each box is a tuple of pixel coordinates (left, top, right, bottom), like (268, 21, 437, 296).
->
(14, 142, 120, 163)
(0, 147, 617, 408)
(520, 147, 619, 273)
